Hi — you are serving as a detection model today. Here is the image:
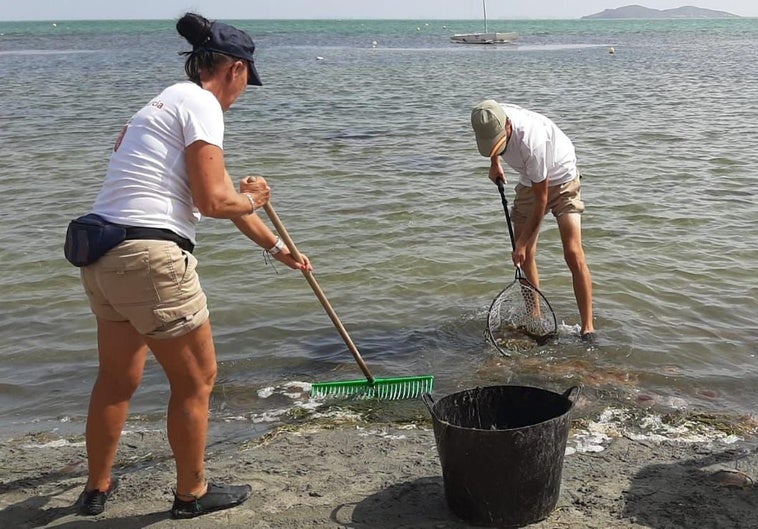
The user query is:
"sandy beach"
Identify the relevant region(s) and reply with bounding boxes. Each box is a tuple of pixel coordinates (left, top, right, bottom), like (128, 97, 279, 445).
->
(1, 398, 757, 529)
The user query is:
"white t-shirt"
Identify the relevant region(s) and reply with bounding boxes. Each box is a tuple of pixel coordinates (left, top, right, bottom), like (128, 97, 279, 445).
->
(499, 104, 578, 188)
(92, 82, 224, 244)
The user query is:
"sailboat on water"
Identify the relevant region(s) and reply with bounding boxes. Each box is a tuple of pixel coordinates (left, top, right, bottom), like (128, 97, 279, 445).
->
(450, 0, 518, 44)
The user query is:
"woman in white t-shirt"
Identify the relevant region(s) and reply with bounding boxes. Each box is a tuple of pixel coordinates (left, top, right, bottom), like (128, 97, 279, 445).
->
(75, 12, 311, 519)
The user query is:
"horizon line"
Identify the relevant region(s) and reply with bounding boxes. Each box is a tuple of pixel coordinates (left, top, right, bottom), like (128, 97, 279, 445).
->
(2, 16, 584, 22)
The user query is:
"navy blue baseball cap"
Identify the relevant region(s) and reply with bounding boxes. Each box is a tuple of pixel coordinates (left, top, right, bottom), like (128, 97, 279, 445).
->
(198, 21, 263, 86)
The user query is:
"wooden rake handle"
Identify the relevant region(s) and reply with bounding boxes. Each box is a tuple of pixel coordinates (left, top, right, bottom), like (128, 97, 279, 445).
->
(262, 203, 375, 384)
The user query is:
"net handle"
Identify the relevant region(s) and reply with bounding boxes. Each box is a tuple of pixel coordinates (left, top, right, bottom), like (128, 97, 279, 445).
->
(496, 179, 516, 251)
(262, 202, 375, 384)
(496, 180, 527, 281)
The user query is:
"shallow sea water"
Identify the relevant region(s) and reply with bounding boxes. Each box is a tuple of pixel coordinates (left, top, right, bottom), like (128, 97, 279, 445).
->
(0, 18, 756, 439)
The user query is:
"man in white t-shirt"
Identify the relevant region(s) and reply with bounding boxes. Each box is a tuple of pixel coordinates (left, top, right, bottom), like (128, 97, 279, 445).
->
(471, 100, 595, 341)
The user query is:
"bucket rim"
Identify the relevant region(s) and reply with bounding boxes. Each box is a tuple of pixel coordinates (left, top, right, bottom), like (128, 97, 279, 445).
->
(436, 384, 577, 403)
(426, 384, 578, 433)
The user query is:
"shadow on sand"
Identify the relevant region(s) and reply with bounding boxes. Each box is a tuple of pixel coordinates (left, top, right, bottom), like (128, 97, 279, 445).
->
(624, 444, 758, 529)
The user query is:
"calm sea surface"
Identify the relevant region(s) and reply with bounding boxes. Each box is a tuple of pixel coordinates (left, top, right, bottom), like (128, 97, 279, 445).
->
(1, 18, 756, 440)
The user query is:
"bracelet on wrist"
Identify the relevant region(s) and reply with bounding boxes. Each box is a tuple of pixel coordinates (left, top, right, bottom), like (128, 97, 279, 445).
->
(267, 237, 285, 255)
(244, 193, 256, 214)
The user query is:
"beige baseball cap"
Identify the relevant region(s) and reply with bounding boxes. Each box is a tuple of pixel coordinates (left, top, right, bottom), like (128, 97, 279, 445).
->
(471, 100, 508, 157)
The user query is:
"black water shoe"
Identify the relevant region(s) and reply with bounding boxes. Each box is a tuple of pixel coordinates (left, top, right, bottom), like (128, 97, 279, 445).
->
(171, 482, 252, 519)
(580, 332, 597, 344)
(76, 476, 120, 515)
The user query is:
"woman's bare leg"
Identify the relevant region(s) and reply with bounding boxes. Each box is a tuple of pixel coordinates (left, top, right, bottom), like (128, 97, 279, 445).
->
(85, 318, 148, 492)
(146, 320, 217, 498)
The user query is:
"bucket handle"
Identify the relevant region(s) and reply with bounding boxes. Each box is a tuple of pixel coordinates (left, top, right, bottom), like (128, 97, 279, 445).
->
(563, 385, 581, 404)
(421, 393, 437, 419)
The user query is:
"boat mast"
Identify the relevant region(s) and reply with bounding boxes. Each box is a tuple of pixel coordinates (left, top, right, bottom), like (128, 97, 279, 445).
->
(483, 0, 488, 32)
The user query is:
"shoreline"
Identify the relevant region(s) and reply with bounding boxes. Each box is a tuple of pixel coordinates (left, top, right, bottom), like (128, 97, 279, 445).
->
(1, 402, 756, 529)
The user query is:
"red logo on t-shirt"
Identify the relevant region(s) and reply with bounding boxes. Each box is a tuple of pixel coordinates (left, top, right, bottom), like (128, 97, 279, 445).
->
(114, 124, 128, 152)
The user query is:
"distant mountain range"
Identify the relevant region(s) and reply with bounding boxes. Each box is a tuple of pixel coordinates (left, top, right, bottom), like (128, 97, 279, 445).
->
(582, 5, 740, 19)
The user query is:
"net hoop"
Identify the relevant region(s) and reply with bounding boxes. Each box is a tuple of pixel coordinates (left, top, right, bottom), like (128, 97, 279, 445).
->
(486, 277, 558, 354)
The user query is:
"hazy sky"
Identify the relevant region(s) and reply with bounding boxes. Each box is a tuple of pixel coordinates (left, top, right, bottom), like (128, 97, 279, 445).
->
(1, 0, 756, 22)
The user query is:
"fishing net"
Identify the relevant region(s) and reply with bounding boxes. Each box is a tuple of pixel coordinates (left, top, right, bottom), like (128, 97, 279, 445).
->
(488, 181, 558, 353)
(486, 272, 557, 352)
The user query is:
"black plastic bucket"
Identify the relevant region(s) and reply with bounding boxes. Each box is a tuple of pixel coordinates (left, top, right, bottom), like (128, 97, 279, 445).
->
(423, 385, 578, 528)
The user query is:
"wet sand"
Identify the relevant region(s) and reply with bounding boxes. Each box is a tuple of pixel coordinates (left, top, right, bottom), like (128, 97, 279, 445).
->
(1, 409, 757, 529)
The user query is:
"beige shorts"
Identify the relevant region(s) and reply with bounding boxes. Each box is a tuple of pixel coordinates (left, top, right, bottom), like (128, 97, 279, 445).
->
(81, 240, 209, 339)
(511, 176, 585, 225)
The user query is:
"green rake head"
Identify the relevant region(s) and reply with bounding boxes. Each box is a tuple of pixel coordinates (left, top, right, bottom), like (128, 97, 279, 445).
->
(311, 375, 434, 400)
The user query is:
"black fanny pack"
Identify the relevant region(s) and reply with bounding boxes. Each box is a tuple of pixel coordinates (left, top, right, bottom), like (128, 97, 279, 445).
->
(64, 214, 127, 267)
(64, 213, 194, 267)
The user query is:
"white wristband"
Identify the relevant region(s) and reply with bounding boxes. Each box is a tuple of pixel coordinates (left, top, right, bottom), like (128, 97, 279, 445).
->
(267, 237, 285, 255)
(244, 193, 256, 214)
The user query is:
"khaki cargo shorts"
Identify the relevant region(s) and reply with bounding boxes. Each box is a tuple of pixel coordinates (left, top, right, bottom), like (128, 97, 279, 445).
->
(81, 240, 209, 339)
(511, 176, 585, 225)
